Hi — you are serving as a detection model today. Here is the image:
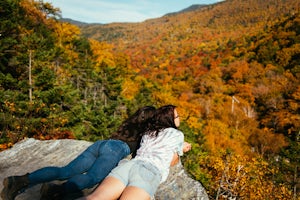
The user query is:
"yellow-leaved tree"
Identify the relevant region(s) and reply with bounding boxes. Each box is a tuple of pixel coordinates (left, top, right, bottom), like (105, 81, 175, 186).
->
(89, 39, 115, 71)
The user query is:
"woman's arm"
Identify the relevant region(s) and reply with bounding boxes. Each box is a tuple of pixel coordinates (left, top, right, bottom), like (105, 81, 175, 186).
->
(170, 153, 179, 166)
(170, 142, 191, 166)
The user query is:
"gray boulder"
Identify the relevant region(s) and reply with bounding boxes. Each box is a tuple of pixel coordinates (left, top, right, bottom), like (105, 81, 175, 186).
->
(0, 138, 209, 200)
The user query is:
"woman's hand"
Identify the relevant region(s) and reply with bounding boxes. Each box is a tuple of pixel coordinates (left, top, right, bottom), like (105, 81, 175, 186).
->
(183, 142, 191, 153)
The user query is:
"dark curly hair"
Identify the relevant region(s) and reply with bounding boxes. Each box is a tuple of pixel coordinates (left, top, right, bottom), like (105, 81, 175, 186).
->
(116, 106, 156, 138)
(110, 106, 156, 156)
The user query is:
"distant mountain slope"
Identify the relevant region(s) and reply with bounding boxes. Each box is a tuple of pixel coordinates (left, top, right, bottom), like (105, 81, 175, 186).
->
(164, 4, 209, 16)
(60, 4, 210, 26)
(76, 2, 217, 41)
(79, 0, 299, 47)
(59, 18, 88, 26)
(58, 18, 103, 26)
(77, 0, 299, 78)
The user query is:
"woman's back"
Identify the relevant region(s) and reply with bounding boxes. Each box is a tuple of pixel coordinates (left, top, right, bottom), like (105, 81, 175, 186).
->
(135, 127, 184, 182)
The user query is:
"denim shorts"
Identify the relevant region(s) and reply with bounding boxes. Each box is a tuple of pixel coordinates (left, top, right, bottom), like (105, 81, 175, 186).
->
(108, 159, 161, 196)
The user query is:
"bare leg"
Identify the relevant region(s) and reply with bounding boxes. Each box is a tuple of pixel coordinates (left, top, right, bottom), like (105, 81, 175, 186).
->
(80, 176, 125, 200)
(119, 186, 151, 200)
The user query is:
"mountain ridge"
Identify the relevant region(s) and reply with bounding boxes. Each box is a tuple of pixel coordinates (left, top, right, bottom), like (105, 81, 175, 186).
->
(164, 4, 210, 16)
(59, 4, 211, 26)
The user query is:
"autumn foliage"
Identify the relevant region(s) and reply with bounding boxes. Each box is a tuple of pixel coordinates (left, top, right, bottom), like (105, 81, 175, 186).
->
(0, 0, 299, 199)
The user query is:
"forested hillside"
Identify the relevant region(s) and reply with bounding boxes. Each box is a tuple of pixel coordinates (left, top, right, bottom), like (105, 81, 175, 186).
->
(0, 0, 299, 199)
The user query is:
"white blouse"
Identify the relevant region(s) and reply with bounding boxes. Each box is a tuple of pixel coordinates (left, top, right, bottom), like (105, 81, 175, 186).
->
(135, 127, 184, 183)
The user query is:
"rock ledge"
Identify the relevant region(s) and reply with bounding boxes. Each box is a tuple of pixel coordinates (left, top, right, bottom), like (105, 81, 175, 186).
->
(0, 138, 209, 200)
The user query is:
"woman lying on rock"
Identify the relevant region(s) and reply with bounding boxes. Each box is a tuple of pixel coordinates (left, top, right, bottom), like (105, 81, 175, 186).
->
(1, 106, 156, 200)
(78, 105, 192, 200)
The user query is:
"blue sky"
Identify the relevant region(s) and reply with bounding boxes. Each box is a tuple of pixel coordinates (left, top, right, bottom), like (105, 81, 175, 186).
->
(47, 0, 222, 24)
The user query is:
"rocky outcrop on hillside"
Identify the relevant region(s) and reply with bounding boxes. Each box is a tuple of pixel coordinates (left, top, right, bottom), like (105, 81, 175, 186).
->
(0, 138, 209, 200)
